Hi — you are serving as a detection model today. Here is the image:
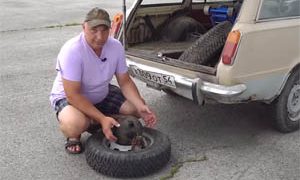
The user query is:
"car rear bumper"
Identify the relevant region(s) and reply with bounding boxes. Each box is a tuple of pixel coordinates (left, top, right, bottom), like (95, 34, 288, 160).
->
(126, 59, 247, 104)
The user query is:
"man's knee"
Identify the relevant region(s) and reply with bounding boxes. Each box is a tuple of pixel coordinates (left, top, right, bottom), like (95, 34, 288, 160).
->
(58, 105, 90, 134)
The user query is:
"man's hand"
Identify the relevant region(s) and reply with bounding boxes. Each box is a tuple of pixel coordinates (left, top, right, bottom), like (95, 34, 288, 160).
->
(101, 116, 120, 142)
(138, 105, 157, 128)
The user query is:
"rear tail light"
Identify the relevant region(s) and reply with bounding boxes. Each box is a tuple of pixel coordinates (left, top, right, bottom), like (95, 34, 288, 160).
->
(221, 30, 241, 65)
(110, 13, 123, 38)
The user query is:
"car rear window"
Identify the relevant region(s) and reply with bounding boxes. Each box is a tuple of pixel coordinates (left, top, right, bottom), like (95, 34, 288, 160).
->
(204, 0, 235, 2)
(141, 0, 183, 5)
(259, 0, 300, 20)
(141, 0, 236, 5)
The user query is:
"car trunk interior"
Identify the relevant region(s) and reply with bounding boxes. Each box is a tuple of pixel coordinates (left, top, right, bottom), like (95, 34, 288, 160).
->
(125, 0, 242, 74)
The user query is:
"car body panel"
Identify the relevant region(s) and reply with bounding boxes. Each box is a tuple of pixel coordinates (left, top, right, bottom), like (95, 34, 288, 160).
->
(218, 0, 300, 102)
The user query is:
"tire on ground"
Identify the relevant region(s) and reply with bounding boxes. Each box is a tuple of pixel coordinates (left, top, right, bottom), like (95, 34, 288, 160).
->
(178, 21, 232, 65)
(272, 67, 300, 133)
(85, 127, 171, 178)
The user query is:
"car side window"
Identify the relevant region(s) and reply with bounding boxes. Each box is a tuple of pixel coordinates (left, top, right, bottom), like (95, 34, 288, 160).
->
(259, 0, 300, 20)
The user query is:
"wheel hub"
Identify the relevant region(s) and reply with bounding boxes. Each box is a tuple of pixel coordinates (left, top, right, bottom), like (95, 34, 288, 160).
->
(110, 115, 147, 151)
(287, 84, 300, 121)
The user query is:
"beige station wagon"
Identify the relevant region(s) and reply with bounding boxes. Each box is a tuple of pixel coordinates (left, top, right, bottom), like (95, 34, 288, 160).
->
(112, 0, 300, 132)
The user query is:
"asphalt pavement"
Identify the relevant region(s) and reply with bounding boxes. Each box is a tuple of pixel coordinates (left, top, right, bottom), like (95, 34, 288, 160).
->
(1, 0, 299, 180)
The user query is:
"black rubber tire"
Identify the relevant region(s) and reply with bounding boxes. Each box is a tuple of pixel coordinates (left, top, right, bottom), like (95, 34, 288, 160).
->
(161, 16, 207, 42)
(85, 127, 171, 178)
(272, 68, 300, 133)
(178, 21, 232, 65)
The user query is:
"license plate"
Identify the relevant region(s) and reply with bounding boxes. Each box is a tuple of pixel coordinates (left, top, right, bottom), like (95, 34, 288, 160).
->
(130, 65, 176, 88)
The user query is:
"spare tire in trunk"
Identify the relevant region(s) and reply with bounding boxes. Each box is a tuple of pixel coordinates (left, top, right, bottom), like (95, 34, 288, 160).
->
(178, 21, 232, 65)
(161, 16, 207, 42)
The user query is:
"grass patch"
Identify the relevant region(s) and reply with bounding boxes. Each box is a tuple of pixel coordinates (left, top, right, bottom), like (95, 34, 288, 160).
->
(44, 22, 80, 29)
(160, 156, 208, 180)
(45, 25, 63, 28)
(65, 23, 81, 26)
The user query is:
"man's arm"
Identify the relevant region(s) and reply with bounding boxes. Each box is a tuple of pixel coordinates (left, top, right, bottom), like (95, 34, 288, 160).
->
(62, 78, 119, 141)
(115, 73, 144, 107)
(116, 73, 157, 127)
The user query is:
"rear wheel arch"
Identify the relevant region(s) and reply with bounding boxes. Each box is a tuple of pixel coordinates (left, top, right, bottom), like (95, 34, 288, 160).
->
(272, 63, 300, 103)
(271, 63, 300, 133)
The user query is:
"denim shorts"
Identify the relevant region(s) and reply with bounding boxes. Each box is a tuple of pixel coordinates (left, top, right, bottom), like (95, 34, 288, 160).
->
(54, 84, 126, 120)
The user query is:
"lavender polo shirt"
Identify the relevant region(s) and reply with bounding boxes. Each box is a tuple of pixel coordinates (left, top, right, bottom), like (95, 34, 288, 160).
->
(49, 32, 128, 108)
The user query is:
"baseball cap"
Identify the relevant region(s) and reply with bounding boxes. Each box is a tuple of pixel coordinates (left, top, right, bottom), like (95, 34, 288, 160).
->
(84, 7, 111, 28)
